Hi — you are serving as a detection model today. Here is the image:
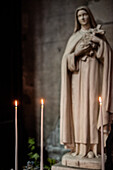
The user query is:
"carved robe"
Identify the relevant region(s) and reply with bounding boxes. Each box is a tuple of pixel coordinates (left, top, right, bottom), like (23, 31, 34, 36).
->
(60, 29, 113, 150)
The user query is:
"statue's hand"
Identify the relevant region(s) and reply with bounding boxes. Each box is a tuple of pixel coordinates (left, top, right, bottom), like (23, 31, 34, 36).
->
(90, 35, 102, 45)
(74, 42, 91, 57)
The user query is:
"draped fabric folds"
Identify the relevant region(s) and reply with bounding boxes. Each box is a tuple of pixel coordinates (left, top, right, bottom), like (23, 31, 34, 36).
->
(60, 30, 113, 149)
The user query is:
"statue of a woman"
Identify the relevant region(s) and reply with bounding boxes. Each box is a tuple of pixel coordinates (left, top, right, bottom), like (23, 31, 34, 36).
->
(60, 6, 113, 158)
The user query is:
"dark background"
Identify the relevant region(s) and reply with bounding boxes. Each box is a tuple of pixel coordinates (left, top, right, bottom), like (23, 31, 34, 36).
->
(0, 0, 26, 169)
(1, 0, 113, 169)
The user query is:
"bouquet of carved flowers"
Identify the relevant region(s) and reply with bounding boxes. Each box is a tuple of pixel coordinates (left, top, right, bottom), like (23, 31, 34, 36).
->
(80, 24, 105, 58)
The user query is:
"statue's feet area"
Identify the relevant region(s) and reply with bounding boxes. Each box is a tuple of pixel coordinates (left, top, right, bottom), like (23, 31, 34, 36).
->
(62, 152, 104, 169)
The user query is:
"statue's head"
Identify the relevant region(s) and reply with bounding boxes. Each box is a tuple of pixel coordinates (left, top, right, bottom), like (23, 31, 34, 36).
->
(74, 6, 97, 32)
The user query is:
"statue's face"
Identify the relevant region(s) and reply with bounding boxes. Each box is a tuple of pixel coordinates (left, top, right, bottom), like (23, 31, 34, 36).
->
(77, 9, 90, 26)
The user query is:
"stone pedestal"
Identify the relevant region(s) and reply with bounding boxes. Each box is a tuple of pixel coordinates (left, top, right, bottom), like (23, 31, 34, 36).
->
(52, 162, 100, 170)
(62, 152, 101, 170)
(52, 152, 107, 170)
(61, 152, 103, 169)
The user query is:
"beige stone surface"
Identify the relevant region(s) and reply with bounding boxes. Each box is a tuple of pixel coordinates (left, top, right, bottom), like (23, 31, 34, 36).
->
(52, 162, 101, 170)
(60, 6, 113, 160)
(22, 0, 113, 149)
(61, 152, 106, 170)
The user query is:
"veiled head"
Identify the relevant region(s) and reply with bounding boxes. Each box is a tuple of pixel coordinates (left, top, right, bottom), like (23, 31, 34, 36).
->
(74, 6, 97, 32)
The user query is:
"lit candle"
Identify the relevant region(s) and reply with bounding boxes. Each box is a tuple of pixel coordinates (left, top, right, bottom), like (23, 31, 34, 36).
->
(15, 100, 18, 170)
(99, 97, 105, 170)
(40, 99, 44, 170)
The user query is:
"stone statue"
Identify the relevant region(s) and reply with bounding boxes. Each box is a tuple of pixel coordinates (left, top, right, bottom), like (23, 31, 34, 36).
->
(60, 6, 113, 158)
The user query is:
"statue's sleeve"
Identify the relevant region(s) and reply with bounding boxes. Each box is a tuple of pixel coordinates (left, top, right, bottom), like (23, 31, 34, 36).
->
(63, 33, 81, 72)
(67, 53, 75, 71)
(67, 52, 79, 72)
(96, 38, 104, 63)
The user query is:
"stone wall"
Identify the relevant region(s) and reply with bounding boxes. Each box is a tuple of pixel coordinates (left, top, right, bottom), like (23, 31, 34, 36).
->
(22, 0, 113, 158)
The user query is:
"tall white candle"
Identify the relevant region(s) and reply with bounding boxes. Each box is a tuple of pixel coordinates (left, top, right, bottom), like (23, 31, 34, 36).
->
(99, 97, 105, 170)
(40, 99, 44, 170)
(15, 100, 18, 170)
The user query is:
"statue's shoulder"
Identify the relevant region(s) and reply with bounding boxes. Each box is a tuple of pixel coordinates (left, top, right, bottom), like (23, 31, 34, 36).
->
(67, 31, 80, 45)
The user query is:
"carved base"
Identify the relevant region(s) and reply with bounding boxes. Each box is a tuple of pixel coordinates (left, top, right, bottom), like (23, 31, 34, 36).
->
(52, 162, 101, 170)
(61, 152, 106, 169)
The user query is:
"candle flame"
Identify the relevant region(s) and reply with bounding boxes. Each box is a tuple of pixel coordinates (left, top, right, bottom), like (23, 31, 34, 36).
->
(99, 96, 102, 104)
(15, 100, 18, 107)
(41, 99, 44, 105)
